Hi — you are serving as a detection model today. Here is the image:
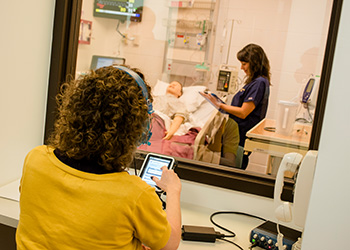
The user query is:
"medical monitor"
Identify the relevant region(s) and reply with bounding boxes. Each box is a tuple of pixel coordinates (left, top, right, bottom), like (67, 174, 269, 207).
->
(216, 65, 239, 94)
(93, 0, 144, 23)
(301, 75, 320, 109)
(90, 55, 126, 70)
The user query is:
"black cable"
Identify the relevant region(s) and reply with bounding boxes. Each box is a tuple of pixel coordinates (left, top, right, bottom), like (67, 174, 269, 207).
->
(210, 211, 267, 233)
(295, 117, 309, 123)
(248, 242, 259, 249)
(210, 211, 267, 249)
(133, 159, 138, 176)
(210, 212, 235, 238)
(156, 192, 166, 210)
(296, 104, 314, 124)
(116, 20, 126, 39)
(217, 238, 244, 250)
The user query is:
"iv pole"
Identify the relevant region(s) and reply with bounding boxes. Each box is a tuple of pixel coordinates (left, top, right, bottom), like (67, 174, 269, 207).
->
(225, 19, 241, 65)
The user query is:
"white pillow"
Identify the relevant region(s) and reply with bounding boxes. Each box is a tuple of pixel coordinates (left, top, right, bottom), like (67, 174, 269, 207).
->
(152, 80, 169, 96)
(152, 79, 207, 112)
(180, 85, 207, 112)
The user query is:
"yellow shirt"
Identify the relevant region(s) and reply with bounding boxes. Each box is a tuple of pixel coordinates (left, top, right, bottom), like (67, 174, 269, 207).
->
(16, 145, 171, 250)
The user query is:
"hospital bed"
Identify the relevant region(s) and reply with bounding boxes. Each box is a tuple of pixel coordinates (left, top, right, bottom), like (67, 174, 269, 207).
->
(138, 80, 230, 165)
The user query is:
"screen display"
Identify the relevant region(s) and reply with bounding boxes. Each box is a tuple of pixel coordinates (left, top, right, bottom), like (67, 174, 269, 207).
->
(217, 70, 230, 92)
(140, 155, 174, 188)
(96, 58, 118, 68)
(90, 55, 125, 70)
(302, 78, 316, 103)
(306, 79, 315, 92)
(94, 0, 144, 22)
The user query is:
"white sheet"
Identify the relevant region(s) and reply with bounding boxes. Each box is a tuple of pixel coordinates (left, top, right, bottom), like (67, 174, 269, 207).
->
(155, 110, 190, 136)
(152, 79, 216, 136)
(155, 101, 216, 136)
(189, 101, 216, 128)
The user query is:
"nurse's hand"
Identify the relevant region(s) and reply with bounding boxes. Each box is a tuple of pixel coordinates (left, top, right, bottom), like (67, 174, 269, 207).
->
(200, 92, 221, 109)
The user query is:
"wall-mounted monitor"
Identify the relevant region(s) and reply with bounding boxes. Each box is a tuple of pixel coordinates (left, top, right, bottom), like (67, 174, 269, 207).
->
(90, 55, 126, 70)
(94, 0, 144, 23)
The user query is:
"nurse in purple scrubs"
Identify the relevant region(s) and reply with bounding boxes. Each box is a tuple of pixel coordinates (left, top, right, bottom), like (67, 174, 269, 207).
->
(205, 44, 271, 169)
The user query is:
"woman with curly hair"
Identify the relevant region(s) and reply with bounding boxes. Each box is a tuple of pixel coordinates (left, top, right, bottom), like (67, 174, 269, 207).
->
(16, 66, 182, 250)
(202, 44, 271, 169)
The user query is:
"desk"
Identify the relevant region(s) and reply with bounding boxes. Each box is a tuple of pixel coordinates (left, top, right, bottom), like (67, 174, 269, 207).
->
(0, 180, 266, 250)
(0, 199, 265, 250)
(244, 119, 312, 175)
(179, 202, 265, 249)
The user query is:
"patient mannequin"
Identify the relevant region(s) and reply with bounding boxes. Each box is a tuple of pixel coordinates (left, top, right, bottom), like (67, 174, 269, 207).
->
(153, 81, 188, 140)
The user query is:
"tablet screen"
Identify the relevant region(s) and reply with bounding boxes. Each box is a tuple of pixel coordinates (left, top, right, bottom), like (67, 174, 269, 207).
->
(139, 154, 175, 188)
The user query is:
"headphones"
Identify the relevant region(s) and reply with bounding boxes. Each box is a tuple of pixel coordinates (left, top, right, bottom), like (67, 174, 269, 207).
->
(274, 152, 303, 222)
(113, 65, 154, 145)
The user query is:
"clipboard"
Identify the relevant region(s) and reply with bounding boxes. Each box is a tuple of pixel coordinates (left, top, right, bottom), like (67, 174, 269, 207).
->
(199, 91, 228, 114)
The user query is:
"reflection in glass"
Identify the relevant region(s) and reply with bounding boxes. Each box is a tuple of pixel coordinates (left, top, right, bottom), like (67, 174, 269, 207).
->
(76, 0, 333, 178)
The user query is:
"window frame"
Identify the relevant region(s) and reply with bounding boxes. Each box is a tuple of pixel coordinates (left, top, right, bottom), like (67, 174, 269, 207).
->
(44, 0, 343, 202)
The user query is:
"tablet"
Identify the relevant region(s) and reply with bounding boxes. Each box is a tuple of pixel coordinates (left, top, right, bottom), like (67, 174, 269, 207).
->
(199, 91, 226, 107)
(210, 92, 226, 104)
(138, 153, 176, 190)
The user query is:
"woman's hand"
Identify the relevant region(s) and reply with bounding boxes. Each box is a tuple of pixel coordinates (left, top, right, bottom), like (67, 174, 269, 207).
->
(200, 92, 221, 109)
(152, 167, 182, 250)
(151, 166, 181, 194)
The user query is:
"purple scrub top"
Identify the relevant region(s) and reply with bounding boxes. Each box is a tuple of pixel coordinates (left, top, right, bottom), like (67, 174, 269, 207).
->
(229, 76, 270, 147)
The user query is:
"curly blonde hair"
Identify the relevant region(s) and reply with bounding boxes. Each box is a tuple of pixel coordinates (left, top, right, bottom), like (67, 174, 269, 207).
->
(47, 66, 152, 172)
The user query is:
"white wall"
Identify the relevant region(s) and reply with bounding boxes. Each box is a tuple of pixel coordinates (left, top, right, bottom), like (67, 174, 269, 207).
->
(0, 1, 55, 186)
(181, 180, 278, 223)
(302, 1, 350, 249)
(76, 0, 169, 86)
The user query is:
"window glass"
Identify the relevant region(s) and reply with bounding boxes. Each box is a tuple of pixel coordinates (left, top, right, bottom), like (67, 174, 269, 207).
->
(76, 0, 333, 178)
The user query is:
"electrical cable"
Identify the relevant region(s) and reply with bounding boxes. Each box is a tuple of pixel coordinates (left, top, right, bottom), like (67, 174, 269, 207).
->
(248, 242, 259, 249)
(116, 20, 134, 41)
(116, 20, 126, 39)
(210, 211, 267, 236)
(306, 105, 314, 122)
(295, 117, 309, 123)
(217, 238, 244, 250)
(133, 159, 137, 176)
(209, 211, 267, 250)
(295, 104, 313, 123)
(276, 221, 285, 250)
(156, 192, 166, 210)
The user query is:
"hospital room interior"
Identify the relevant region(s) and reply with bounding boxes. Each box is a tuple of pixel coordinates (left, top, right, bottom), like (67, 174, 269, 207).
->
(1, 0, 349, 249)
(74, 0, 331, 174)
